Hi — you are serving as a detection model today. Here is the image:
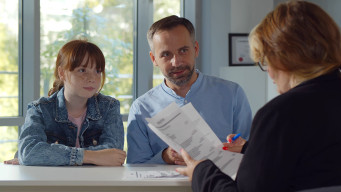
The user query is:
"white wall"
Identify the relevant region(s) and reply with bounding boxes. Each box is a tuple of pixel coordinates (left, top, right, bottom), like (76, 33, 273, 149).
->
(198, 0, 230, 77)
(197, 0, 273, 114)
(227, 0, 275, 116)
(198, 0, 341, 117)
(199, 0, 274, 116)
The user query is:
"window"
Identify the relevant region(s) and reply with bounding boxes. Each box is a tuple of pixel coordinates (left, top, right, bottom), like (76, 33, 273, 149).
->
(40, 0, 134, 115)
(0, 0, 187, 162)
(0, 0, 19, 117)
(0, 0, 19, 162)
(0, 126, 18, 161)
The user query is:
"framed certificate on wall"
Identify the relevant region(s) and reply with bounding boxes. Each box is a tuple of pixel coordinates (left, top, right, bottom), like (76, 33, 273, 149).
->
(228, 33, 254, 66)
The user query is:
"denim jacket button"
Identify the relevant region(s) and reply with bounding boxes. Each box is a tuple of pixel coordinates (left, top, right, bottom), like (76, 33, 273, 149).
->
(93, 139, 98, 146)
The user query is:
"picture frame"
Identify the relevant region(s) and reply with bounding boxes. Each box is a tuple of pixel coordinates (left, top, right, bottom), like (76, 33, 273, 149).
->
(228, 33, 254, 66)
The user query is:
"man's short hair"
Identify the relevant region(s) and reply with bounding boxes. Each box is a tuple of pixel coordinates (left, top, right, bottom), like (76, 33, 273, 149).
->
(147, 15, 195, 51)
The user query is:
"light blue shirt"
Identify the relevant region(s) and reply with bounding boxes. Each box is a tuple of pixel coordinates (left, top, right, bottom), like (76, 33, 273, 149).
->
(127, 70, 252, 164)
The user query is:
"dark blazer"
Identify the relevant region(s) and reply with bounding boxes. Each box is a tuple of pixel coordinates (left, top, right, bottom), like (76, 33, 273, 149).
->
(192, 70, 341, 192)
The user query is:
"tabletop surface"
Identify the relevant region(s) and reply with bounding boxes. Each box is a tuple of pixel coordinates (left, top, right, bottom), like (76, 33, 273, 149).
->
(0, 163, 190, 186)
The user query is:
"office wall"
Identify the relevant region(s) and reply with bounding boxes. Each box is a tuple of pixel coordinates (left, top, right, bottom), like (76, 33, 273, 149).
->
(198, 0, 341, 117)
(198, 0, 274, 116)
(275, 0, 341, 21)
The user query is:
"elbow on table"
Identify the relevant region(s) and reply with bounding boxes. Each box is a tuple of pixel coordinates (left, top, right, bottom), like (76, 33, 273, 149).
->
(18, 151, 38, 166)
(18, 156, 33, 166)
(18, 149, 48, 166)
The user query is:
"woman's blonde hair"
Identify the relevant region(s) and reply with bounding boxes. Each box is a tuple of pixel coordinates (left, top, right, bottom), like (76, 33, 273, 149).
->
(249, 0, 341, 80)
(48, 40, 106, 96)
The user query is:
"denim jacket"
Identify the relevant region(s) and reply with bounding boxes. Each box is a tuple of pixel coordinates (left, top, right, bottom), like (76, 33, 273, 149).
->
(18, 88, 124, 166)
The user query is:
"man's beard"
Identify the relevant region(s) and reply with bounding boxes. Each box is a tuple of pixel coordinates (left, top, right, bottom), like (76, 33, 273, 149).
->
(165, 65, 195, 86)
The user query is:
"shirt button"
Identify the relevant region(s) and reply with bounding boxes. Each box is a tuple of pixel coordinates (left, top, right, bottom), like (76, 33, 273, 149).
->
(93, 139, 98, 146)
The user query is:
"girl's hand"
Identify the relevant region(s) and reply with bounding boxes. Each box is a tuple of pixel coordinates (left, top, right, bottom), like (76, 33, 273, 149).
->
(4, 158, 19, 165)
(223, 134, 246, 153)
(176, 149, 202, 181)
(83, 148, 126, 166)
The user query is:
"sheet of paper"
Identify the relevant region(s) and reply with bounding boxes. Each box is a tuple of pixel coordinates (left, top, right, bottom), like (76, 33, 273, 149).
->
(146, 102, 243, 179)
(123, 171, 187, 179)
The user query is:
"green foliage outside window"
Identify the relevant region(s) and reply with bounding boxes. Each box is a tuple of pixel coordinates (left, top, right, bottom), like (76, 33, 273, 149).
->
(0, 0, 180, 162)
(40, 0, 134, 115)
(0, 0, 19, 162)
(0, 23, 19, 117)
(0, 127, 18, 161)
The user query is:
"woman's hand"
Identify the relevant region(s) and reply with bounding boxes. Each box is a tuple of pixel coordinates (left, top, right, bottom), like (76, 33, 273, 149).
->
(176, 149, 202, 181)
(83, 148, 126, 166)
(223, 134, 246, 153)
(4, 158, 19, 165)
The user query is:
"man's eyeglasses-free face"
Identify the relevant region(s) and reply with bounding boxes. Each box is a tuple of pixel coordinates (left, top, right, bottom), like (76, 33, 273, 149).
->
(256, 61, 268, 72)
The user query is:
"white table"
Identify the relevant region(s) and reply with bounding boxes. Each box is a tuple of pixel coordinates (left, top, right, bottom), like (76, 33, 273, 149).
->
(0, 163, 191, 192)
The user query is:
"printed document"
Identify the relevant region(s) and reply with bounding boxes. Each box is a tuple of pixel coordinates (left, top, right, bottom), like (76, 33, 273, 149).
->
(124, 170, 187, 179)
(146, 102, 243, 179)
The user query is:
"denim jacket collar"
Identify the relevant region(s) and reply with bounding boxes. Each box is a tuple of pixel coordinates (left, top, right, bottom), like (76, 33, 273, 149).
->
(55, 88, 102, 122)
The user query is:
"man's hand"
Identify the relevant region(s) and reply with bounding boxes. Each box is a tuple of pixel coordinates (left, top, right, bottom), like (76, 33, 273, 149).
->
(162, 147, 186, 165)
(176, 149, 202, 181)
